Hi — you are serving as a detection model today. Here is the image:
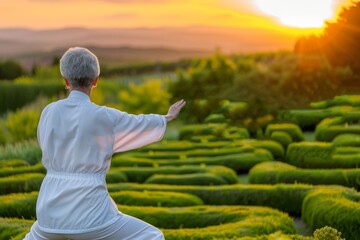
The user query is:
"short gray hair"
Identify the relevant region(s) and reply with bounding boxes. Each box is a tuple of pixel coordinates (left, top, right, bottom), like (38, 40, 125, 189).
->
(60, 47, 100, 88)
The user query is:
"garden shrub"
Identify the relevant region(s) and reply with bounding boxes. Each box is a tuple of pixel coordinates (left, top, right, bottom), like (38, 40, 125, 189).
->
(242, 140, 285, 159)
(332, 133, 360, 147)
(0, 173, 44, 195)
(285, 142, 334, 168)
(0, 192, 37, 219)
(0, 82, 64, 114)
(302, 188, 360, 240)
(214, 232, 311, 240)
(106, 170, 128, 183)
(270, 131, 293, 148)
(108, 183, 313, 216)
(190, 135, 218, 143)
(313, 226, 345, 240)
(108, 165, 238, 185)
(0, 159, 29, 168)
(179, 123, 226, 140)
(204, 113, 227, 123)
(145, 173, 228, 185)
(119, 205, 295, 239)
(110, 190, 203, 207)
(0, 140, 41, 165)
(219, 100, 248, 121)
(0, 217, 32, 240)
(129, 145, 260, 160)
(5, 109, 40, 142)
(139, 141, 196, 152)
(113, 150, 273, 172)
(330, 147, 360, 168)
(265, 123, 305, 142)
(310, 95, 360, 109)
(315, 112, 360, 142)
(222, 127, 250, 141)
(249, 162, 360, 190)
(282, 106, 358, 129)
(0, 163, 45, 177)
(316, 125, 360, 142)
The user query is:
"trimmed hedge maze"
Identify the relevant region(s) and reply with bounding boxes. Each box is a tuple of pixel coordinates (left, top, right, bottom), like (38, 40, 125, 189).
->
(249, 162, 360, 190)
(1, 95, 360, 239)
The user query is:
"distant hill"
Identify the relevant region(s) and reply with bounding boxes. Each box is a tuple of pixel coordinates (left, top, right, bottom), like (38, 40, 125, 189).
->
(0, 26, 297, 68)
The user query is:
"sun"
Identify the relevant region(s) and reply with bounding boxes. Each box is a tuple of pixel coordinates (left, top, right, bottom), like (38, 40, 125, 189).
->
(254, 0, 336, 28)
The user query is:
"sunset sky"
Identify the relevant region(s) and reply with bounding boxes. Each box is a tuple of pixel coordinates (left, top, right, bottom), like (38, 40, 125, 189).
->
(0, 0, 352, 33)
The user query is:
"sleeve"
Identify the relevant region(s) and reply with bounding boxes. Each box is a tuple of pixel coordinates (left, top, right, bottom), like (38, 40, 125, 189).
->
(106, 107, 167, 153)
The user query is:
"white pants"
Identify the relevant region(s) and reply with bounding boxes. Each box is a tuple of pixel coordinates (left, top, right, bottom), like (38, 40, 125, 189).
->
(24, 214, 164, 240)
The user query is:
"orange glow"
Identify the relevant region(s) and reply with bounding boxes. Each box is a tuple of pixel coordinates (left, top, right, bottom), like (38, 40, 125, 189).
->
(253, 0, 336, 28)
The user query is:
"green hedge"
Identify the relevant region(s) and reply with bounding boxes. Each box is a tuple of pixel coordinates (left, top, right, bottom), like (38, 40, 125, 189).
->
(265, 123, 305, 142)
(119, 205, 295, 239)
(110, 190, 203, 207)
(0, 82, 65, 114)
(221, 127, 250, 140)
(0, 192, 37, 219)
(285, 142, 334, 168)
(0, 173, 44, 195)
(145, 173, 228, 186)
(0, 140, 41, 165)
(302, 188, 360, 240)
(316, 124, 360, 142)
(286, 142, 360, 168)
(332, 133, 360, 147)
(204, 113, 227, 123)
(113, 150, 273, 172)
(249, 162, 360, 190)
(125, 139, 282, 163)
(0, 218, 32, 240)
(310, 95, 360, 109)
(0, 163, 45, 177)
(107, 165, 238, 185)
(270, 131, 293, 148)
(179, 124, 227, 140)
(282, 106, 358, 129)
(108, 183, 313, 216)
(0, 190, 203, 219)
(0, 205, 295, 240)
(0, 159, 29, 168)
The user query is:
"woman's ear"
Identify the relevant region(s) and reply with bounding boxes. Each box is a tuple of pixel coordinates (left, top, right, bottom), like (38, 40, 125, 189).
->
(64, 79, 70, 87)
(92, 77, 98, 87)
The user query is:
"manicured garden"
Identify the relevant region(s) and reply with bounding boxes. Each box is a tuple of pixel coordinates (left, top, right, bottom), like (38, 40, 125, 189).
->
(0, 93, 359, 239)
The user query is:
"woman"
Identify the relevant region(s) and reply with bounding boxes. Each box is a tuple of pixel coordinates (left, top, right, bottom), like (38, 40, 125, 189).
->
(24, 47, 186, 240)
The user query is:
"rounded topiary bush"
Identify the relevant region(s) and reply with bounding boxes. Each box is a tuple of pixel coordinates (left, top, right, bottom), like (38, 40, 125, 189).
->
(302, 188, 360, 240)
(270, 131, 293, 148)
(265, 123, 304, 142)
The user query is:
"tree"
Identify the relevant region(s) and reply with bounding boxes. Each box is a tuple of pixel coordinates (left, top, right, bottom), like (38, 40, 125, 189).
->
(0, 60, 24, 80)
(295, 1, 360, 72)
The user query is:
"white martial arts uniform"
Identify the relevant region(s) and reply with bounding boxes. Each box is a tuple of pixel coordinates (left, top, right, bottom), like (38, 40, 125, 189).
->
(24, 90, 166, 240)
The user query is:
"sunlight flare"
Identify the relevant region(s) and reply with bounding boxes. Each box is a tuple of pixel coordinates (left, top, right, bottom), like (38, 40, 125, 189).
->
(254, 0, 336, 28)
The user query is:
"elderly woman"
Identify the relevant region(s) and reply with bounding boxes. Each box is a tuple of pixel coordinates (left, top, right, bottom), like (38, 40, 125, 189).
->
(24, 47, 186, 240)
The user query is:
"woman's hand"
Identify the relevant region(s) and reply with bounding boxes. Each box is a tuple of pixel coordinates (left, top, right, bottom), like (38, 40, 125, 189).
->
(164, 99, 186, 122)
